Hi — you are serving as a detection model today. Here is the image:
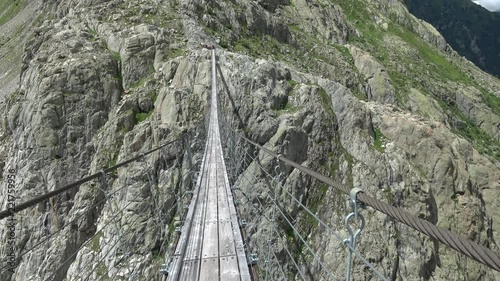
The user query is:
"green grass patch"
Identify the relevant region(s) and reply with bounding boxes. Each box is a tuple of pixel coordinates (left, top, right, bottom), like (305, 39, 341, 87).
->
(287, 79, 298, 88)
(148, 91, 158, 103)
(0, 0, 26, 26)
(86, 27, 99, 41)
(129, 77, 149, 89)
(165, 48, 186, 60)
(318, 88, 334, 116)
(96, 261, 109, 280)
(373, 128, 385, 153)
(483, 91, 500, 115)
(90, 231, 104, 252)
(436, 98, 499, 160)
(112, 51, 121, 63)
(391, 25, 470, 84)
(383, 188, 395, 205)
(332, 44, 352, 61)
(135, 110, 153, 123)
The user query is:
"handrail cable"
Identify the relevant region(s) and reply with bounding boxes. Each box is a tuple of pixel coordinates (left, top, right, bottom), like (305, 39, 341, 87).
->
(243, 148, 388, 279)
(236, 160, 338, 280)
(239, 135, 500, 272)
(0, 177, 128, 274)
(235, 157, 307, 279)
(0, 135, 185, 220)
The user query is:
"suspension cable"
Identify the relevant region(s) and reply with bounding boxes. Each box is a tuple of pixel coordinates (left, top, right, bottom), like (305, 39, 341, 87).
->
(0, 135, 185, 220)
(236, 163, 335, 280)
(243, 149, 388, 279)
(0, 179, 127, 274)
(237, 133, 500, 272)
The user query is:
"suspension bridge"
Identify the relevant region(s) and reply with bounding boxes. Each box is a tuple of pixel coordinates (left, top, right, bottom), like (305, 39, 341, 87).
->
(0, 49, 499, 281)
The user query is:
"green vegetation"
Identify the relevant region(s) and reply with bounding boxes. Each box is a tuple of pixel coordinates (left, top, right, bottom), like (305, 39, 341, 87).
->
(168, 221, 175, 233)
(391, 25, 469, 84)
(96, 261, 109, 280)
(275, 102, 300, 116)
(128, 76, 150, 89)
(318, 88, 334, 116)
(90, 231, 104, 252)
(372, 128, 385, 153)
(86, 28, 99, 41)
(483, 92, 500, 116)
(135, 110, 153, 123)
(404, 0, 500, 77)
(0, 0, 26, 26)
(383, 188, 395, 205)
(164, 47, 186, 60)
(329, 0, 499, 159)
(287, 79, 298, 88)
(112, 51, 121, 63)
(436, 97, 499, 160)
(148, 91, 158, 103)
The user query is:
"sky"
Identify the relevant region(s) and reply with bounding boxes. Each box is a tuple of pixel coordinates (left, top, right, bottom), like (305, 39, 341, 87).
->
(472, 0, 500, 11)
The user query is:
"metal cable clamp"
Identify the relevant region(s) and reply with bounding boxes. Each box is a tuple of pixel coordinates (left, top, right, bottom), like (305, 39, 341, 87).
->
(344, 188, 365, 281)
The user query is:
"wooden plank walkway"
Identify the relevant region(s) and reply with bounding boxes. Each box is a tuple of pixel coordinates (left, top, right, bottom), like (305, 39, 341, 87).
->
(166, 49, 251, 281)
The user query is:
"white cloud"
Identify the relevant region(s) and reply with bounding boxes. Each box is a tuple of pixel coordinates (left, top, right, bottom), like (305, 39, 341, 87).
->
(472, 0, 500, 11)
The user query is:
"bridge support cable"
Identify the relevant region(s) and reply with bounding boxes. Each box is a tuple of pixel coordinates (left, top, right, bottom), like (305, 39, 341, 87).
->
(217, 102, 500, 275)
(241, 134, 500, 272)
(233, 151, 321, 279)
(0, 136, 185, 220)
(234, 164, 309, 281)
(0, 179, 127, 275)
(218, 110, 389, 280)
(246, 150, 389, 280)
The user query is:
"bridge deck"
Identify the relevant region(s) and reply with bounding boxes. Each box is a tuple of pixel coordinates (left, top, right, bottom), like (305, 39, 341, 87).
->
(167, 50, 251, 281)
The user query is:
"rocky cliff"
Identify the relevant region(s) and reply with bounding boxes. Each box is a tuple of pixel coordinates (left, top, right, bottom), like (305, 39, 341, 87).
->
(0, 0, 498, 280)
(404, 0, 500, 78)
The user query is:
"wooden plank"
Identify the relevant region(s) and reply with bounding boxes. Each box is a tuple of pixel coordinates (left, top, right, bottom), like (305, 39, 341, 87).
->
(178, 259, 200, 281)
(199, 257, 219, 281)
(218, 220, 236, 257)
(220, 256, 241, 281)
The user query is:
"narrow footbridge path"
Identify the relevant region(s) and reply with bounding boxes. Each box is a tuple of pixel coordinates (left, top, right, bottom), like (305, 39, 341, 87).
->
(166, 49, 251, 281)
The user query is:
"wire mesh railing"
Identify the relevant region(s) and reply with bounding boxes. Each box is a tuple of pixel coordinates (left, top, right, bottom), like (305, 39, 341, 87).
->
(216, 86, 388, 281)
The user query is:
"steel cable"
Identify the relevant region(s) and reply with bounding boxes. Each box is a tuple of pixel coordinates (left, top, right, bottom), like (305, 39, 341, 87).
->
(244, 149, 388, 280)
(236, 162, 338, 280)
(0, 178, 127, 274)
(0, 135, 185, 220)
(235, 133, 500, 272)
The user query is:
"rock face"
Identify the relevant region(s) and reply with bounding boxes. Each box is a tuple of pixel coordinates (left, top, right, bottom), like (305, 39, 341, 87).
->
(404, 0, 500, 77)
(348, 45, 397, 104)
(0, 0, 498, 281)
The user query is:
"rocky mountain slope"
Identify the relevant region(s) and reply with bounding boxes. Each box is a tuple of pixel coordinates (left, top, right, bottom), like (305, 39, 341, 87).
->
(404, 0, 500, 77)
(0, 0, 498, 280)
